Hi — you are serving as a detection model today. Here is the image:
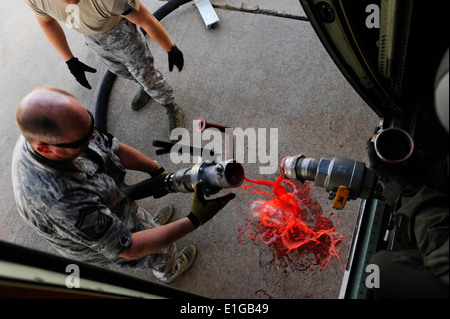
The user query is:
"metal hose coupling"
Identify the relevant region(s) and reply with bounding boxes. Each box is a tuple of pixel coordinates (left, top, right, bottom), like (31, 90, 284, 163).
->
(164, 160, 245, 196)
(280, 154, 381, 209)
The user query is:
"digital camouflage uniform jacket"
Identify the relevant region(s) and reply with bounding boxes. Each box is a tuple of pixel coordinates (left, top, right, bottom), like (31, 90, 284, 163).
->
(12, 130, 150, 267)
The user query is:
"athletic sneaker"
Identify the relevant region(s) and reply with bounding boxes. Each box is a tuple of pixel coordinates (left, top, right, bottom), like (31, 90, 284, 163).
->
(152, 205, 173, 225)
(163, 244, 197, 284)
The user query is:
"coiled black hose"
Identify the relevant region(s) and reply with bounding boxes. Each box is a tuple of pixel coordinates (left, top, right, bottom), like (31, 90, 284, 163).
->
(94, 0, 193, 130)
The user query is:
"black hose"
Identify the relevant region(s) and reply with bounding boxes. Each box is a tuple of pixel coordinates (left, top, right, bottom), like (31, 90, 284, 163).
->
(153, 0, 193, 26)
(94, 0, 193, 130)
(94, 71, 116, 131)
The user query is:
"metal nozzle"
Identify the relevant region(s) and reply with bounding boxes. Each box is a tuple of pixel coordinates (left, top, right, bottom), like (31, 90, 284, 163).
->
(280, 154, 380, 208)
(165, 160, 245, 195)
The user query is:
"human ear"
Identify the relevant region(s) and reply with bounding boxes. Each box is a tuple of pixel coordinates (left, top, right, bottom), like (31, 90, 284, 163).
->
(35, 143, 52, 154)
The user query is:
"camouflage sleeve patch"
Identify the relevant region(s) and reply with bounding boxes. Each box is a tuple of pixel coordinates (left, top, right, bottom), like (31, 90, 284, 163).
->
(75, 207, 113, 240)
(69, 203, 132, 261)
(127, 0, 140, 11)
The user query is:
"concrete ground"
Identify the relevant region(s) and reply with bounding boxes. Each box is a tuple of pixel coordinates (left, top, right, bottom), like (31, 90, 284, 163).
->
(0, 0, 379, 298)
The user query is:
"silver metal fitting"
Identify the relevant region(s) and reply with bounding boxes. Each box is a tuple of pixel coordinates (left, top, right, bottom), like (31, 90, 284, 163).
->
(166, 160, 244, 195)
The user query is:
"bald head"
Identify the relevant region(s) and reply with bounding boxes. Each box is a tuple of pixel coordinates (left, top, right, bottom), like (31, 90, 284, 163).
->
(16, 87, 90, 144)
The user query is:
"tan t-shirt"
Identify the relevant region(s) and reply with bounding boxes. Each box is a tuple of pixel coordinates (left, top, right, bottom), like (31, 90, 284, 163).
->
(24, 0, 140, 36)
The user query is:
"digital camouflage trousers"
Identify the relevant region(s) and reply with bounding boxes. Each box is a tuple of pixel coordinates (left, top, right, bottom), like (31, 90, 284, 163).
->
(84, 18, 175, 106)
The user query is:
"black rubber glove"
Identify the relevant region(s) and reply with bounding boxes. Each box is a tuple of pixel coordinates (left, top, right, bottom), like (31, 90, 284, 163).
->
(168, 45, 184, 72)
(187, 185, 236, 228)
(66, 57, 97, 89)
(121, 174, 169, 200)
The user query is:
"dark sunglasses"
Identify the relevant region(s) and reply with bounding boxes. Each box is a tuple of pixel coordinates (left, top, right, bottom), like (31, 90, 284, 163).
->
(43, 110, 95, 149)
